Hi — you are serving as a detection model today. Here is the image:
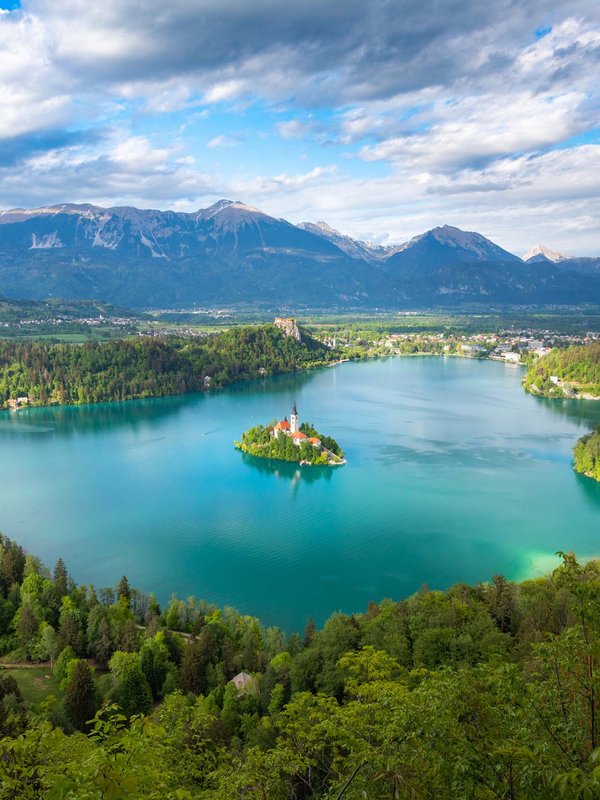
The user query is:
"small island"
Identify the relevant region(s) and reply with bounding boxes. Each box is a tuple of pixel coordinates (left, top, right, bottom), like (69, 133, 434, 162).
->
(236, 401, 345, 466)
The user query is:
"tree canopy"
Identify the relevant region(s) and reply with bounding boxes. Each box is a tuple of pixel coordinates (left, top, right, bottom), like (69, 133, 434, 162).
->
(0, 324, 336, 409)
(2, 530, 600, 797)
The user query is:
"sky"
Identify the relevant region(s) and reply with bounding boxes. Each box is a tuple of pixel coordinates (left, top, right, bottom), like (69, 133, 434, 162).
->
(0, 0, 599, 255)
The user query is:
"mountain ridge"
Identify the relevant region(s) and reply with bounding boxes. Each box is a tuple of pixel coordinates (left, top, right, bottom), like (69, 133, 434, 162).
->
(0, 200, 598, 308)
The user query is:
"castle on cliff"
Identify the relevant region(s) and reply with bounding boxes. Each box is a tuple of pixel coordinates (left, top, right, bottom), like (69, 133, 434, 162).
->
(273, 317, 301, 341)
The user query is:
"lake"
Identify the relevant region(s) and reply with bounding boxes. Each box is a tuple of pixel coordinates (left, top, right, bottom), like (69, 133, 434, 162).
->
(1, 356, 600, 631)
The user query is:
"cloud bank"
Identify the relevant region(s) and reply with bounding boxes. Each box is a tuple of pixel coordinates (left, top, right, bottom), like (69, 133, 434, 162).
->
(0, 0, 599, 253)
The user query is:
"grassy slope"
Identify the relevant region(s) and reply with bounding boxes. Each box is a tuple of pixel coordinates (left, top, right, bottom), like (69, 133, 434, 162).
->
(0, 666, 60, 708)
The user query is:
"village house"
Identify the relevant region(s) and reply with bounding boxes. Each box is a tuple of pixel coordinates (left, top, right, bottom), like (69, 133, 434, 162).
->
(7, 396, 29, 410)
(231, 671, 256, 695)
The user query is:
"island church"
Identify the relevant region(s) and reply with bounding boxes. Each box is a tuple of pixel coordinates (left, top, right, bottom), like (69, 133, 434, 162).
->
(272, 402, 321, 449)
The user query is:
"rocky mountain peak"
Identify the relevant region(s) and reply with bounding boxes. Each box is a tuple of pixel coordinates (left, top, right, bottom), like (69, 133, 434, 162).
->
(523, 244, 570, 263)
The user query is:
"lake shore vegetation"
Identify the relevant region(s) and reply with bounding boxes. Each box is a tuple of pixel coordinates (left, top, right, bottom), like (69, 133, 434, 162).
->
(0, 324, 336, 409)
(1, 531, 600, 798)
(574, 425, 600, 482)
(236, 421, 344, 465)
(523, 341, 600, 398)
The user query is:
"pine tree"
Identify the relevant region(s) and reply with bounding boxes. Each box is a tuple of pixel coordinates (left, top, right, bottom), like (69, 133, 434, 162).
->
(95, 617, 114, 669)
(58, 613, 82, 653)
(303, 617, 316, 648)
(179, 637, 209, 695)
(120, 618, 139, 652)
(0, 542, 25, 589)
(16, 602, 39, 653)
(116, 575, 131, 605)
(53, 558, 68, 598)
(64, 659, 98, 732)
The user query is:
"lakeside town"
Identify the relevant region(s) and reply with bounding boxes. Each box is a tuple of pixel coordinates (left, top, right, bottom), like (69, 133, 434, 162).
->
(317, 327, 600, 366)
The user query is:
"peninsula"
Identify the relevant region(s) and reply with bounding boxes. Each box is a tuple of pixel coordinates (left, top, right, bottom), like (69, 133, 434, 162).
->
(236, 401, 345, 466)
(523, 341, 600, 399)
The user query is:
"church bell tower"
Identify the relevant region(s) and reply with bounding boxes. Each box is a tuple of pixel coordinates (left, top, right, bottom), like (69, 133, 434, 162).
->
(290, 401, 299, 433)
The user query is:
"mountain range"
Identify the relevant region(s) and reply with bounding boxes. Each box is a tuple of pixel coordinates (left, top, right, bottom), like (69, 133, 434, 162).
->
(0, 200, 598, 308)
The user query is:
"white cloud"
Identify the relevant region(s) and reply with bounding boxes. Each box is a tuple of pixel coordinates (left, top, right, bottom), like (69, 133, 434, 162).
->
(207, 134, 242, 148)
(359, 91, 589, 171)
(0, 0, 597, 258)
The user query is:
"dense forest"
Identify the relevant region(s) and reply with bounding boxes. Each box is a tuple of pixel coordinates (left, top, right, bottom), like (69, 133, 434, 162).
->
(574, 425, 600, 482)
(0, 325, 335, 409)
(1, 532, 600, 798)
(237, 421, 344, 465)
(523, 341, 600, 397)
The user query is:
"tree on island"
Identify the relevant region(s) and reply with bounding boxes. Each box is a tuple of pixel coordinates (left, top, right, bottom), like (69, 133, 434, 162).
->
(237, 420, 344, 465)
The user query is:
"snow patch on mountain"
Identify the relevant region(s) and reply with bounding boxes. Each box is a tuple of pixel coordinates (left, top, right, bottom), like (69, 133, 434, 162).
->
(92, 216, 122, 249)
(140, 234, 168, 259)
(30, 232, 63, 249)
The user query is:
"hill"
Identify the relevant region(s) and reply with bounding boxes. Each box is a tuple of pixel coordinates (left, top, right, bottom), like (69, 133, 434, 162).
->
(0, 201, 599, 308)
(523, 341, 600, 398)
(0, 323, 335, 408)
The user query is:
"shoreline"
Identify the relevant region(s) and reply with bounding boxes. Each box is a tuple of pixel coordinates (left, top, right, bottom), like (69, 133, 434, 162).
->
(236, 442, 346, 468)
(2, 347, 586, 417)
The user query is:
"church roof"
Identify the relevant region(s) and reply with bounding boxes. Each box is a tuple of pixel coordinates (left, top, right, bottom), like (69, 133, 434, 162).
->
(275, 418, 291, 430)
(291, 431, 307, 439)
(292, 401, 297, 415)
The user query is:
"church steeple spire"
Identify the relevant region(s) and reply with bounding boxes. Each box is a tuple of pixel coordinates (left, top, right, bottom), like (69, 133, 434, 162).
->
(290, 401, 299, 433)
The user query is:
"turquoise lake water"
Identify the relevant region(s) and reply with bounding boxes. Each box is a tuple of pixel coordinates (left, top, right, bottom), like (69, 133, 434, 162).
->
(1, 356, 600, 631)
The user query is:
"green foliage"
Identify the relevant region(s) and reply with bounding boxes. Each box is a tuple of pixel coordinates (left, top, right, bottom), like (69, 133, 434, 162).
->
(139, 632, 171, 700)
(64, 659, 99, 732)
(524, 341, 600, 397)
(3, 530, 600, 798)
(0, 324, 335, 409)
(0, 673, 27, 736)
(574, 425, 600, 482)
(238, 419, 343, 465)
(108, 652, 153, 719)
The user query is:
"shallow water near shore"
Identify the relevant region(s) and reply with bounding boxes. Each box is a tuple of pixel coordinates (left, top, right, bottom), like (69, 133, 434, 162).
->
(1, 356, 600, 631)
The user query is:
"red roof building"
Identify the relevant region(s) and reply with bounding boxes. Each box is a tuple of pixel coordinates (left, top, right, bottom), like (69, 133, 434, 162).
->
(273, 417, 291, 437)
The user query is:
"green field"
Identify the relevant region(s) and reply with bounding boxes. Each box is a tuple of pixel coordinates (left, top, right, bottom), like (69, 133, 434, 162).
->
(1, 666, 60, 708)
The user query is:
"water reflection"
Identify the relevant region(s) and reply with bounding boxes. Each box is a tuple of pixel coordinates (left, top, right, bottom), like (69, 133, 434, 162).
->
(574, 471, 600, 507)
(532, 397, 600, 429)
(0, 368, 323, 439)
(0, 398, 184, 437)
(240, 452, 335, 484)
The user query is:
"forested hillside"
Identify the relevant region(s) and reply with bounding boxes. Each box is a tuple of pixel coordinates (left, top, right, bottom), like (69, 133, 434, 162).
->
(574, 425, 600, 482)
(0, 324, 334, 408)
(524, 341, 600, 397)
(1, 532, 600, 798)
